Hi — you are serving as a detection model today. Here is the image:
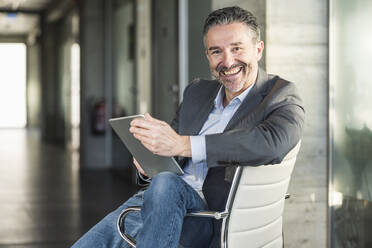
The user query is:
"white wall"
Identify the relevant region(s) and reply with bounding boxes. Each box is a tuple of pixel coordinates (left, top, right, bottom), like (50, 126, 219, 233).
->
(266, 1, 328, 247)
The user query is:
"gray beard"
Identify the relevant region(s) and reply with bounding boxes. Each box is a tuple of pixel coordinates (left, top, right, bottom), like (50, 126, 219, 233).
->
(213, 63, 253, 89)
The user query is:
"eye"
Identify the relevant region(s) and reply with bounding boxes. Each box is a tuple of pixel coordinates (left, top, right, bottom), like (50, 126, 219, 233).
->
(210, 50, 221, 55)
(232, 47, 241, 52)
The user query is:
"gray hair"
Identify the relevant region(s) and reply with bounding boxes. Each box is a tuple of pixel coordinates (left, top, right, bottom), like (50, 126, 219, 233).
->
(203, 6, 261, 42)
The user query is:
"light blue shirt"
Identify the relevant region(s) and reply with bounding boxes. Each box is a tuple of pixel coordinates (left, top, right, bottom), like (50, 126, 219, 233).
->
(181, 83, 255, 192)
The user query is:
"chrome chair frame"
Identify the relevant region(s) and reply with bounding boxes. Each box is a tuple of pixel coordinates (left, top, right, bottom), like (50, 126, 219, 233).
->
(116, 167, 242, 248)
(117, 142, 300, 248)
(116, 169, 290, 248)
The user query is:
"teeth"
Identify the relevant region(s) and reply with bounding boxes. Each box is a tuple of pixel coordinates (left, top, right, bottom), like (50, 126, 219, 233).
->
(223, 67, 241, 75)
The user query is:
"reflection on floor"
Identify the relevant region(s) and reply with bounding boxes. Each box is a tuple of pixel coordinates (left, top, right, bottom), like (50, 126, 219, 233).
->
(0, 129, 139, 247)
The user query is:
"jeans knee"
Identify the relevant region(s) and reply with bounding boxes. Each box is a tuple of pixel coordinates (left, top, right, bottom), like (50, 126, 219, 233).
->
(145, 172, 181, 202)
(153, 171, 180, 188)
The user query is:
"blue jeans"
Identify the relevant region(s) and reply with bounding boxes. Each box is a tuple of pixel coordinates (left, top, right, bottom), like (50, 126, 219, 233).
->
(72, 172, 213, 248)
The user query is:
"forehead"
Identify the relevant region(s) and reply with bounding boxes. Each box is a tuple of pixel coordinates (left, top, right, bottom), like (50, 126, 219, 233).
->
(204, 22, 253, 48)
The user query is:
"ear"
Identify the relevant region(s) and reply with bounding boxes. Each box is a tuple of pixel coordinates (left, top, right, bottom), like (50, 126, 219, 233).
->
(205, 49, 213, 64)
(205, 49, 209, 58)
(256, 41, 264, 61)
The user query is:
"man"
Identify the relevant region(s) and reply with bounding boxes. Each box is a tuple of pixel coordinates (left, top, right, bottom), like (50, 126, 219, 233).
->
(72, 6, 304, 248)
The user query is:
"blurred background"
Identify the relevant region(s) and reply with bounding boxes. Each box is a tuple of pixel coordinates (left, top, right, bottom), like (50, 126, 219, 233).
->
(0, 0, 371, 247)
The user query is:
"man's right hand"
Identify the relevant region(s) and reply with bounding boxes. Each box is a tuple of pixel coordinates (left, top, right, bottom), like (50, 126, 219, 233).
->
(133, 158, 147, 177)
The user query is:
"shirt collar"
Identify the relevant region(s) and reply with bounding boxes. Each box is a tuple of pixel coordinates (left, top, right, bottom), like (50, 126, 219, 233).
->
(214, 81, 256, 110)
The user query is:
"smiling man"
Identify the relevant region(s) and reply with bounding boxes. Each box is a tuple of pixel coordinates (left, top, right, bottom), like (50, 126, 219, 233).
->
(205, 23, 263, 102)
(72, 6, 305, 248)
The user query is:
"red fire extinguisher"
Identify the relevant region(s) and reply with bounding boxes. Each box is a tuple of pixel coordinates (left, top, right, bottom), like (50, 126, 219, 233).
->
(92, 99, 106, 135)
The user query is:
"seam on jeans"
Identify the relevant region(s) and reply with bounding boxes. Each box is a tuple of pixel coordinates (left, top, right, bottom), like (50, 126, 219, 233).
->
(167, 207, 177, 247)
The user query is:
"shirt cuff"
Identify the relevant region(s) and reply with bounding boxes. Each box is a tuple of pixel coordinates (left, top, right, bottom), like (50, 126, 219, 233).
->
(190, 135, 206, 164)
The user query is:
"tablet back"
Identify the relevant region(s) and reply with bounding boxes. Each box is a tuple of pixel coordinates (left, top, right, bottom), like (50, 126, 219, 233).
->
(109, 115, 184, 178)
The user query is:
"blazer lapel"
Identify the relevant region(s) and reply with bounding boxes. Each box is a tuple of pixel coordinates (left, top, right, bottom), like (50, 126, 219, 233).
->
(187, 84, 221, 135)
(178, 83, 220, 168)
(224, 68, 269, 131)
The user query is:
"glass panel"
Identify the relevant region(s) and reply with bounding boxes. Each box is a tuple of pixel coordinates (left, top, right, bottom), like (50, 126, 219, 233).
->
(112, 0, 136, 117)
(330, 0, 372, 247)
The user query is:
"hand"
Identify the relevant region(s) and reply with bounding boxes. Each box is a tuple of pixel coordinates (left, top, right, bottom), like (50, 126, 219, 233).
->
(129, 113, 191, 157)
(133, 158, 147, 176)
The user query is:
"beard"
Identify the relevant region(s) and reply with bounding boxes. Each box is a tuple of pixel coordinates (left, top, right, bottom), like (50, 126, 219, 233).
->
(213, 62, 254, 93)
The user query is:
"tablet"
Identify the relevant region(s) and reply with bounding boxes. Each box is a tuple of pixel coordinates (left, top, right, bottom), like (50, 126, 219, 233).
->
(109, 115, 184, 178)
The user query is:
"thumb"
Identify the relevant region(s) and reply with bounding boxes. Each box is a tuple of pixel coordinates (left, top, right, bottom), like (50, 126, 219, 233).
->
(144, 113, 153, 120)
(144, 113, 161, 124)
(144, 113, 164, 125)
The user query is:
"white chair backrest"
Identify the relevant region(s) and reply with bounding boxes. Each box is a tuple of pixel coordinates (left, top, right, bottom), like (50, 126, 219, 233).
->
(226, 142, 301, 248)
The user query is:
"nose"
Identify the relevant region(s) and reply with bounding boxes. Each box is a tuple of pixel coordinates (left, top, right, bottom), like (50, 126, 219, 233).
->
(221, 51, 234, 69)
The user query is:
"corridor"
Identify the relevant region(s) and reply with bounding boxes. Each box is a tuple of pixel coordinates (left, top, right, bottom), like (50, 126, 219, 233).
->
(0, 129, 138, 247)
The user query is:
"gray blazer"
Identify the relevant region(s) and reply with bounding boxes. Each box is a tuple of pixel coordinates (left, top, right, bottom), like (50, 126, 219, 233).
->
(171, 68, 305, 246)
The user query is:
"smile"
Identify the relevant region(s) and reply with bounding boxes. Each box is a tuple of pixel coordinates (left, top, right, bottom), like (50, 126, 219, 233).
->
(221, 66, 243, 76)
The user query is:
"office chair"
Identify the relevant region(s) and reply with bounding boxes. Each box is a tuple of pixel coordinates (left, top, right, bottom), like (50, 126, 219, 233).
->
(117, 141, 301, 248)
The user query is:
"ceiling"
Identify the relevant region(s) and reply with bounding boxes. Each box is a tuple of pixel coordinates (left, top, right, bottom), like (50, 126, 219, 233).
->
(0, 0, 53, 11)
(0, 0, 55, 35)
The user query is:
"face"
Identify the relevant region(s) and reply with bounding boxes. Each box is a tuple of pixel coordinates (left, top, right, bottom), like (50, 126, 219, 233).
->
(204, 22, 264, 98)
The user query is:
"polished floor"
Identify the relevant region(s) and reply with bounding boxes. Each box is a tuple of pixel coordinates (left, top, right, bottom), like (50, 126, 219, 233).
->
(0, 129, 139, 247)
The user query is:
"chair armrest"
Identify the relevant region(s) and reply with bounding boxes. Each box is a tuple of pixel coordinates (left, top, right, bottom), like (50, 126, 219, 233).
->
(117, 207, 229, 247)
(186, 193, 289, 220)
(186, 210, 229, 220)
(136, 171, 151, 187)
(186, 194, 290, 221)
(117, 206, 141, 248)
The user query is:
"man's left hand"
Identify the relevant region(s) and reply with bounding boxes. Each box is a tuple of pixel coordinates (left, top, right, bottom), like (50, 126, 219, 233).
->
(129, 113, 191, 157)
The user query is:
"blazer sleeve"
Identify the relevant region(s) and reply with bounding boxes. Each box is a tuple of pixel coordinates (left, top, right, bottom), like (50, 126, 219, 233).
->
(170, 102, 181, 132)
(205, 82, 305, 168)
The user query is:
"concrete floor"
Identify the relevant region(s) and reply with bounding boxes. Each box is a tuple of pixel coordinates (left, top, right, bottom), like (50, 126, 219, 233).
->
(0, 129, 138, 247)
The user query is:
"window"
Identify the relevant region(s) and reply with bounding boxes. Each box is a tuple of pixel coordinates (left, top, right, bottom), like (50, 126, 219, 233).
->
(0, 43, 27, 128)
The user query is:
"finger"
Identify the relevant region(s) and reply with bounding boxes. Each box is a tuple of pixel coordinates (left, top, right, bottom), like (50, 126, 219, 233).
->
(139, 140, 155, 153)
(133, 158, 147, 176)
(133, 128, 173, 150)
(134, 133, 161, 152)
(132, 131, 161, 147)
(133, 158, 140, 167)
(131, 130, 156, 148)
(131, 114, 155, 127)
(130, 118, 147, 128)
(144, 113, 166, 125)
(131, 118, 160, 130)
(135, 134, 157, 148)
(130, 126, 154, 138)
(137, 166, 146, 176)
